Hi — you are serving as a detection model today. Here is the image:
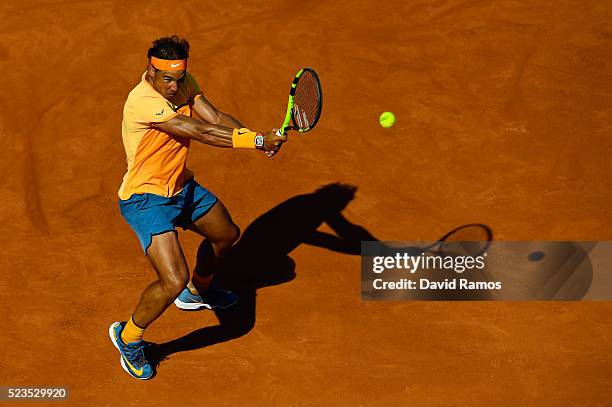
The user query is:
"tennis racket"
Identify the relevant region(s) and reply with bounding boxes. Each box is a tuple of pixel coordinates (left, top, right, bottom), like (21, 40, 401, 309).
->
(267, 68, 323, 157)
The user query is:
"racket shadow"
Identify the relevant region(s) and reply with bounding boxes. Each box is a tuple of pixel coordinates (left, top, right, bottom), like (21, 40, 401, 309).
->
(147, 183, 377, 366)
(366, 224, 495, 301)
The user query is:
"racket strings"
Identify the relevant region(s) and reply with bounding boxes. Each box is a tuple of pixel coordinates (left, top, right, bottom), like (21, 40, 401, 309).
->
(293, 72, 321, 129)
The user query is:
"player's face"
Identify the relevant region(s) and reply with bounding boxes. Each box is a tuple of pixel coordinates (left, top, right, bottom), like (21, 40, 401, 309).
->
(151, 70, 186, 100)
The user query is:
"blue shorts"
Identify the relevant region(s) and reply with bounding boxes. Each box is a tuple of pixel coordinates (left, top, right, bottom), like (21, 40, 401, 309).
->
(119, 179, 218, 252)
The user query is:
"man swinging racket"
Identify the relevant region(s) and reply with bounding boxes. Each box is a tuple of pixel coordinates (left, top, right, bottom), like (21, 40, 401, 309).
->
(109, 35, 286, 380)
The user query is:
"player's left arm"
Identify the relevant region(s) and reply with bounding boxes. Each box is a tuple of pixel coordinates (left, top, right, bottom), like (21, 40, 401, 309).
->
(193, 93, 245, 128)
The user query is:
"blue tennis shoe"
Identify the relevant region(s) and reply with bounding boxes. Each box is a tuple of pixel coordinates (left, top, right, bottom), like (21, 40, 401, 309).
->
(108, 321, 154, 380)
(174, 286, 239, 310)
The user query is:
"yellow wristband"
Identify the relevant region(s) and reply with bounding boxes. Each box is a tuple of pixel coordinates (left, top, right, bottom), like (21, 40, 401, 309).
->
(232, 128, 257, 149)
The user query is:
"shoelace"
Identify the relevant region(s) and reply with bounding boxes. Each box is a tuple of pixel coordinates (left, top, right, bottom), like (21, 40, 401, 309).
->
(124, 342, 148, 367)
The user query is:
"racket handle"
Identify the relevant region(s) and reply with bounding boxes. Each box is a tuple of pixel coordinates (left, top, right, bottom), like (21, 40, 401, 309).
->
(265, 129, 284, 157)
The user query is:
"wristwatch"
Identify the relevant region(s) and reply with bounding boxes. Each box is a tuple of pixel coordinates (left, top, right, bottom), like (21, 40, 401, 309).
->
(255, 133, 264, 149)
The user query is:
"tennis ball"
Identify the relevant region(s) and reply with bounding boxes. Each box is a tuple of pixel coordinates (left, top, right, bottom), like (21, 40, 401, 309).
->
(379, 111, 396, 128)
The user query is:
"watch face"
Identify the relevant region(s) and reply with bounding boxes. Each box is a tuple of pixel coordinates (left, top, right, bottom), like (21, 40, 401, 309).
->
(255, 134, 264, 147)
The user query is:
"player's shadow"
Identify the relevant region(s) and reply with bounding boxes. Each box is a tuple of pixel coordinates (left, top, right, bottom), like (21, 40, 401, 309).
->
(147, 183, 376, 366)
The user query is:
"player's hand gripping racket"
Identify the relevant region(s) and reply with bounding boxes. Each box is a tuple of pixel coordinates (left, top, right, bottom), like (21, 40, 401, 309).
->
(267, 68, 323, 157)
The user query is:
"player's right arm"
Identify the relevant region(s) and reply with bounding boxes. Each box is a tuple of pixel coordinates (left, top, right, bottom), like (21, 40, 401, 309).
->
(153, 115, 285, 151)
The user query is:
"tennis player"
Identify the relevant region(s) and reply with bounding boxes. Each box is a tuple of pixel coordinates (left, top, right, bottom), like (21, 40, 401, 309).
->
(108, 35, 286, 380)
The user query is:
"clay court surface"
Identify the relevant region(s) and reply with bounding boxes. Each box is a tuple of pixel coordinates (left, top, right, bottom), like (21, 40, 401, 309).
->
(1, 0, 611, 405)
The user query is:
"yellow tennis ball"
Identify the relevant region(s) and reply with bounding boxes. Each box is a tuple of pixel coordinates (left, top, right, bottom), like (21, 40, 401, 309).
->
(379, 111, 396, 128)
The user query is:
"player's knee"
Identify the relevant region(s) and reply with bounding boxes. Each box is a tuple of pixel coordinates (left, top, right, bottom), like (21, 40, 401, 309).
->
(228, 224, 240, 244)
(224, 224, 240, 248)
(215, 224, 240, 249)
(161, 268, 189, 298)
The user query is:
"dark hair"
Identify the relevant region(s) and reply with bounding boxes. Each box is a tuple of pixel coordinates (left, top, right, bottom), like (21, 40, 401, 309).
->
(147, 35, 190, 60)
